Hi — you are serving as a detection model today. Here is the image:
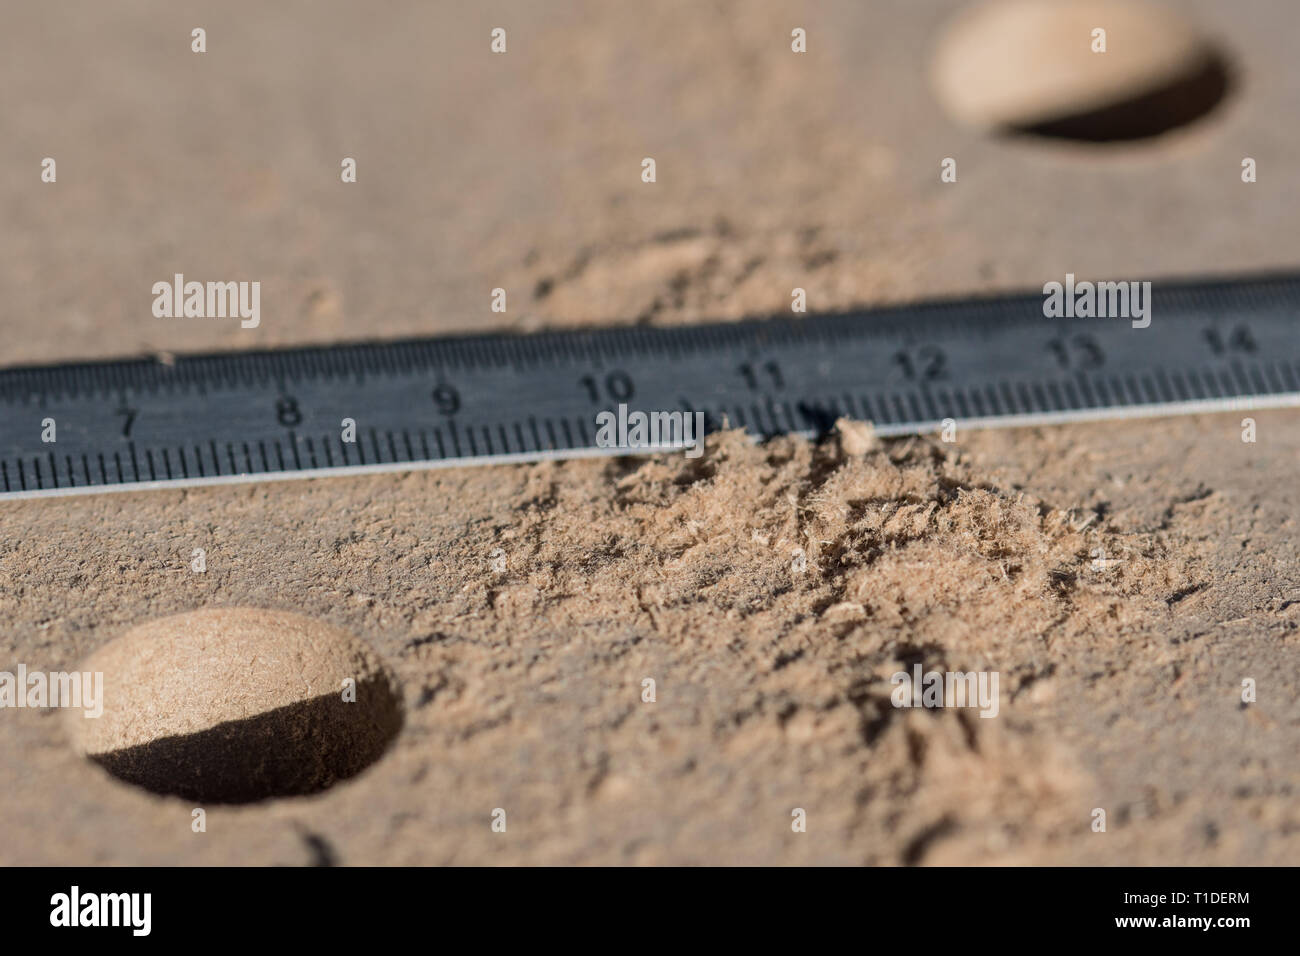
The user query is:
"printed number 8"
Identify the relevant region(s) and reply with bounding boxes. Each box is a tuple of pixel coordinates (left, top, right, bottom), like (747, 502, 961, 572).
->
(276, 396, 302, 426)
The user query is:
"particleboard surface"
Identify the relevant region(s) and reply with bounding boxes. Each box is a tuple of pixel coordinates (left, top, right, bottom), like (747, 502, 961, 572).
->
(1, 0, 1298, 865)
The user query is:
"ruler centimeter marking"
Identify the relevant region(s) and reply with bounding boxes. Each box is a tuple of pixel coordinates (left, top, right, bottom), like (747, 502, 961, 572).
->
(1, 274, 1298, 500)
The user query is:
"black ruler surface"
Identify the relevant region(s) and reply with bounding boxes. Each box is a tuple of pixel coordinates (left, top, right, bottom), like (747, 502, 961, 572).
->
(1, 274, 1298, 499)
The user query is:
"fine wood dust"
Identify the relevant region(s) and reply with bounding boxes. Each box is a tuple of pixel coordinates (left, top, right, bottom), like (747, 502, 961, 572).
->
(3, 414, 1294, 865)
(378, 424, 1206, 864)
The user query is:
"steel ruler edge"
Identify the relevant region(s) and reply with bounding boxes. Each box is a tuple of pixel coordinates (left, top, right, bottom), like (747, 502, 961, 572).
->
(1, 273, 1298, 501)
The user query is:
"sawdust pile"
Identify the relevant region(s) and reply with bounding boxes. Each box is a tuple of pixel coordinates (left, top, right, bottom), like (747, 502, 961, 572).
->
(382, 422, 1203, 863)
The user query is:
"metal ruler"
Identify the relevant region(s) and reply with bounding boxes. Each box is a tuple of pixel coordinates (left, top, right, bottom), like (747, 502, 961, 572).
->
(1, 274, 1298, 499)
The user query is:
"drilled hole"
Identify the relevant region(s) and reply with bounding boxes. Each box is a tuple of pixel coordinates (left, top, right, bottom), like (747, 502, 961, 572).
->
(932, 0, 1234, 144)
(1007, 51, 1231, 142)
(70, 609, 403, 804)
